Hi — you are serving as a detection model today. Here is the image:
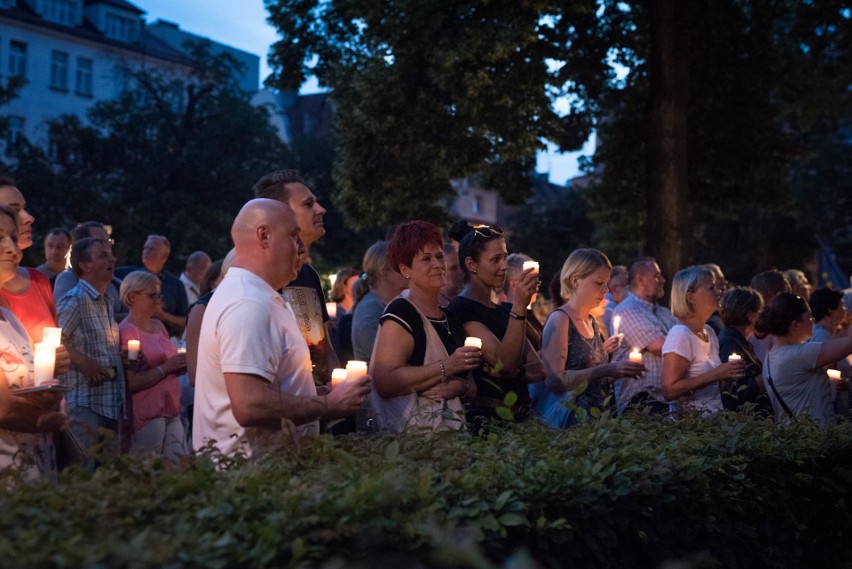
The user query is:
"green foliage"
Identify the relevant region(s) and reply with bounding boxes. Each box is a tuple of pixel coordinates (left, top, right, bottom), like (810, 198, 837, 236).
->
(3, 415, 851, 568)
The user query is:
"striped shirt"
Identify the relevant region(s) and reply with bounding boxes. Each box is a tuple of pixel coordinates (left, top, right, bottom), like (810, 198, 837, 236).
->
(56, 279, 126, 420)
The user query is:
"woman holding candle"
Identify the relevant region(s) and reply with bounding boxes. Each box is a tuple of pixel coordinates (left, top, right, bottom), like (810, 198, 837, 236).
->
(807, 288, 850, 415)
(537, 249, 644, 427)
(445, 221, 544, 428)
(119, 271, 187, 459)
(755, 292, 852, 426)
(0, 205, 65, 478)
(718, 287, 771, 413)
(370, 221, 480, 431)
(662, 267, 746, 415)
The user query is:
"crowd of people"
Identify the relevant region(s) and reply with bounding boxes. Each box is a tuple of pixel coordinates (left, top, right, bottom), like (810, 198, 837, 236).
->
(0, 170, 851, 479)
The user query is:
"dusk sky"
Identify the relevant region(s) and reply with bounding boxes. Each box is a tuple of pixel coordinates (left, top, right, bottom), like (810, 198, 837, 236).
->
(135, 0, 591, 184)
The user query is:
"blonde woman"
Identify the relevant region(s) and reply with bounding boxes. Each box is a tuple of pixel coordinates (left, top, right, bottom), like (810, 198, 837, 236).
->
(536, 249, 644, 427)
(119, 271, 187, 459)
(662, 266, 745, 415)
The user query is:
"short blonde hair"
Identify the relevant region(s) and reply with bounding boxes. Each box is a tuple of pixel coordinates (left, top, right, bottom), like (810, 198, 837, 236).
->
(560, 248, 612, 299)
(120, 270, 161, 306)
(670, 266, 715, 319)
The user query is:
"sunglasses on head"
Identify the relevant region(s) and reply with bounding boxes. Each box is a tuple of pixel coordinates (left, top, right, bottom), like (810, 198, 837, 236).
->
(473, 225, 504, 239)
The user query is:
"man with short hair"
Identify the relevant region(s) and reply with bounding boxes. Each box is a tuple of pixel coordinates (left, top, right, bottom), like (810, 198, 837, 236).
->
(602, 265, 629, 334)
(439, 241, 464, 307)
(36, 227, 71, 288)
(57, 237, 125, 464)
(139, 235, 189, 337)
(611, 257, 678, 415)
(180, 251, 212, 305)
(253, 170, 337, 385)
(193, 199, 369, 457)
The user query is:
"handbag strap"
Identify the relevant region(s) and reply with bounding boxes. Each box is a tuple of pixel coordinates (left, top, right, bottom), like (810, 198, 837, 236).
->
(765, 354, 795, 420)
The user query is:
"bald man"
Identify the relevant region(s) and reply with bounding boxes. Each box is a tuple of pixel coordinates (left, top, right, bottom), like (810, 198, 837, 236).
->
(192, 199, 370, 457)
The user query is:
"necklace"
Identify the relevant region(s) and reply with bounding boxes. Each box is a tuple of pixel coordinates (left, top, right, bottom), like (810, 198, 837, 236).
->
(407, 293, 451, 335)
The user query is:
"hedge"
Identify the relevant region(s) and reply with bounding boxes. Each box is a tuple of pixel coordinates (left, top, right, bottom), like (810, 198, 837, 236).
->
(1, 412, 851, 568)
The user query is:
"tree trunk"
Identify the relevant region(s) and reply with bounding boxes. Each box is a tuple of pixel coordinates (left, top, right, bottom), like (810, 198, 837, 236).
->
(645, 0, 690, 281)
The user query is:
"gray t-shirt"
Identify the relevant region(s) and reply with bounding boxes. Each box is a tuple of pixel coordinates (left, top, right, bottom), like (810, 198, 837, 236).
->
(764, 342, 835, 427)
(351, 290, 386, 361)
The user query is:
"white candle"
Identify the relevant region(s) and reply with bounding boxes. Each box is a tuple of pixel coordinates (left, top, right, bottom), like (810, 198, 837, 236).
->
(42, 327, 62, 347)
(522, 260, 539, 274)
(628, 347, 642, 363)
(612, 315, 621, 337)
(331, 368, 348, 387)
(176, 347, 186, 354)
(33, 342, 56, 386)
(464, 337, 483, 349)
(326, 302, 337, 319)
(127, 340, 140, 361)
(345, 360, 368, 382)
(827, 369, 842, 381)
(728, 353, 742, 362)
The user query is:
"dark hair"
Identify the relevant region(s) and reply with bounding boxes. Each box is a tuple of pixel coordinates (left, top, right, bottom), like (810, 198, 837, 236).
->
(71, 237, 109, 277)
(0, 174, 16, 187)
(809, 287, 844, 322)
(449, 220, 504, 281)
(750, 270, 791, 304)
(200, 259, 224, 296)
(71, 221, 106, 243)
(46, 227, 71, 241)
(387, 220, 444, 273)
(0, 204, 18, 229)
(720, 286, 764, 327)
(548, 272, 564, 305)
(330, 267, 360, 303)
(628, 256, 657, 287)
(754, 293, 810, 339)
(252, 169, 306, 201)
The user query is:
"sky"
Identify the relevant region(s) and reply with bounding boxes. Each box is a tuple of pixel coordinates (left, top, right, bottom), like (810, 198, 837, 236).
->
(135, 0, 591, 184)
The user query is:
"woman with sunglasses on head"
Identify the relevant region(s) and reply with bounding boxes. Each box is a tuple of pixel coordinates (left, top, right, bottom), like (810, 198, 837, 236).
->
(119, 271, 187, 459)
(445, 221, 544, 429)
(537, 249, 644, 427)
(756, 292, 852, 427)
(369, 221, 481, 432)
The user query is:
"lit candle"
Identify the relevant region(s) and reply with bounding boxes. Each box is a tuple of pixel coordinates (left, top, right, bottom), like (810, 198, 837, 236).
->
(326, 302, 338, 320)
(628, 347, 642, 363)
(464, 337, 483, 349)
(33, 342, 56, 386)
(42, 327, 62, 347)
(728, 353, 742, 362)
(345, 360, 368, 382)
(522, 260, 540, 274)
(127, 340, 140, 361)
(331, 368, 348, 387)
(612, 315, 621, 337)
(176, 347, 187, 354)
(827, 369, 842, 381)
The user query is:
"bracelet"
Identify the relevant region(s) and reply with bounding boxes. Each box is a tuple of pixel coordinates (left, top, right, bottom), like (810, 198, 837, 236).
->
(460, 378, 470, 398)
(439, 360, 447, 383)
(155, 366, 165, 379)
(508, 310, 526, 321)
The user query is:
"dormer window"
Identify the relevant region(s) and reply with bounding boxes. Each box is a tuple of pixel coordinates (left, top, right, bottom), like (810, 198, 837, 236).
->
(42, 0, 81, 25)
(104, 12, 138, 42)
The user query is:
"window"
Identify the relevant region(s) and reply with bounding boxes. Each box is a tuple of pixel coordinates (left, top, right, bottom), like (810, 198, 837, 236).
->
(75, 56, 92, 96)
(43, 0, 78, 25)
(471, 196, 481, 214)
(105, 13, 137, 42)
(5, 116, 24, 155)
(8, 40, 26, 78)
(50, 50, 69, 90)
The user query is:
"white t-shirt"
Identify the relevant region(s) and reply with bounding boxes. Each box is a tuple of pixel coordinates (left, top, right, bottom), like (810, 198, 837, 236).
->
(763, 342, 835, 427)
(662, 324, 722, 414)
(193, 268, 318, 458)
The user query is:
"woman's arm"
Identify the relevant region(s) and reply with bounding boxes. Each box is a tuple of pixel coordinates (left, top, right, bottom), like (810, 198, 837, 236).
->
(464, 320, 525, 377)
(815, 330, 852, 369)
(126, 352, 187, 393)
(661, 353, 744, 400)
(522, 339, 546, 383)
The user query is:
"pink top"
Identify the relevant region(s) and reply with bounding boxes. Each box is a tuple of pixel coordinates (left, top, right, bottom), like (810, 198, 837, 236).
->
(119, 318, 181, 432)
(0, 268, 58, 343)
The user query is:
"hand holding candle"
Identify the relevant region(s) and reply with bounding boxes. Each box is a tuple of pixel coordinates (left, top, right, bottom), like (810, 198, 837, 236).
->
(464, 337, 482, 349)
(331, 368, 348, 387)
(345, 360, 368, 382)
(628, 347, 643, 363)
(827, 369, 842, 381)
(127, 340, 140, 361)
(522, 260, 539, 274)
(612, 315, 621, 337)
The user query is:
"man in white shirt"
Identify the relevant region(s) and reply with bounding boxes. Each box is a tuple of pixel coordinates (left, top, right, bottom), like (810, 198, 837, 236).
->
(180, 251, 211, 305)
(193, 199, 369, 458)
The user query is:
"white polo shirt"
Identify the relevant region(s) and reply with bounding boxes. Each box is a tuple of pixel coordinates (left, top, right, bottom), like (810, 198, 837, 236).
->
(193, 267, 317, 458)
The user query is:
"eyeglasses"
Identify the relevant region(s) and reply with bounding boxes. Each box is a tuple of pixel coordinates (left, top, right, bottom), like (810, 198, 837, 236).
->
(473, 225, 504, 239)
(140, 291, 162, 300)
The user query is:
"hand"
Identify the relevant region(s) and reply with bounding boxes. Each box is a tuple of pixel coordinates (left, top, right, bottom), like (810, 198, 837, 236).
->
(35, 411, 68, 432)
(603, 334, 623, 354)
(447, 346, 483, 376)
(420, 379, 464, 401)
(121, 349, 148, 372)
(165, 352, 187, 375)
(326, 375, 371, 418)
(79, 355, 110, 384)
(513, 268, 540, 309)
(54, 345, 71, 376)
(17, 389, 64, 410)
(717, 360, 748, 380)
(609, 361, 645, 378)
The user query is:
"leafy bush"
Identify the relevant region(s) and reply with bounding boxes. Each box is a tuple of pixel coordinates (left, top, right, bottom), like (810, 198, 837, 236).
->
(1, 413, 851, 568)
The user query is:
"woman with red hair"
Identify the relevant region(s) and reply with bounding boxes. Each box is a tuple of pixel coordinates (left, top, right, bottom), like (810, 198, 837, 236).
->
(369, 221, 481, 431)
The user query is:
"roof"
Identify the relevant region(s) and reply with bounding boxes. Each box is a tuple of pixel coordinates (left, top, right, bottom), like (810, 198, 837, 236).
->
(84, 0, 145, 15)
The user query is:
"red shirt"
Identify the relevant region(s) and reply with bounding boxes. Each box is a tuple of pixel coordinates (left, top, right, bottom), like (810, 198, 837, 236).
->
(0, 268, 58, 343)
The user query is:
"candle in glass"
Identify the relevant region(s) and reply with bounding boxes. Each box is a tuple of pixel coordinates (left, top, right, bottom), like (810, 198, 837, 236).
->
(42, 327, 62, 347)
(33, 342, 56, 386)
(345, 360, 368, 382)
(464, 337, 482, 349)
(827, 369, 842, 381)
(127, 340, 140, 361)
(522, 260, 539, 274)
(331, 368, 348, 387)
(628, 348, 642, 363)
(728, 353, 742, 362)
(326, 302, 338, 320)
